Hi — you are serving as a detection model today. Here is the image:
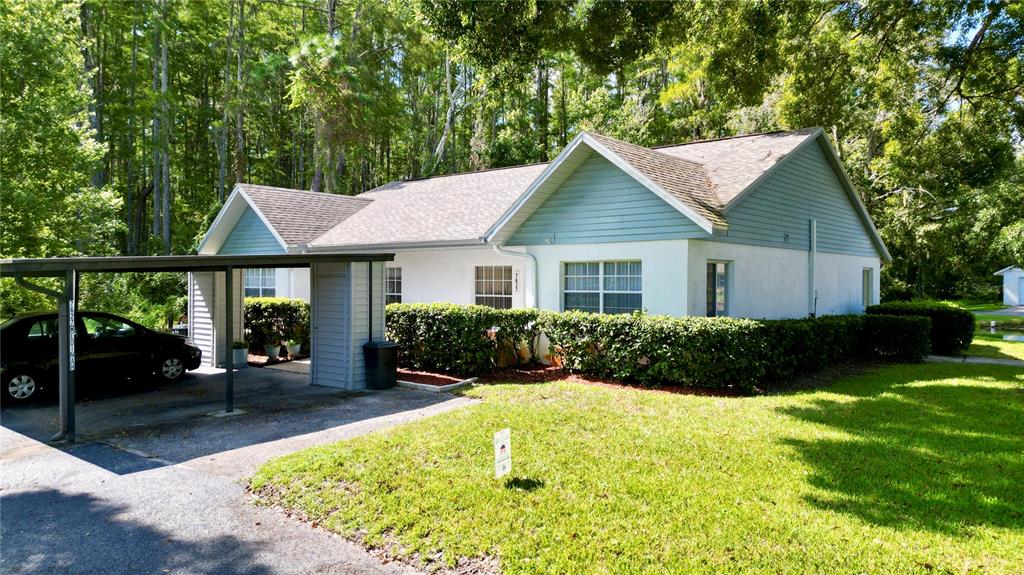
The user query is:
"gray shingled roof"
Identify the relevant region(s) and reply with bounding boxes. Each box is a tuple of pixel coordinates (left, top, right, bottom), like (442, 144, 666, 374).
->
(238, 129, 820, 248)
(239, 184, 372, 246)
(656, 128, 819, 206)
(586, 132, 725, 226)
(309, 164, 548, 248)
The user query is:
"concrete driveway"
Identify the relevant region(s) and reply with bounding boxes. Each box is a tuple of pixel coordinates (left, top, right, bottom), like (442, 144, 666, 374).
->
(1, 367, 475, 574)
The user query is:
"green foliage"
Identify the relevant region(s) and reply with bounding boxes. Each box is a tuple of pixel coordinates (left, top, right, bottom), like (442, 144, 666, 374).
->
(0, 0, 117, 261)
(385, 304, 932, 392)
(867, 301, 975, 355)
(244, 297, 309, 351)
(861, 314, 933, 360)
(385, 303, 539, 375)
(540, 310, 931, 392)
(541, 310, 769, 390)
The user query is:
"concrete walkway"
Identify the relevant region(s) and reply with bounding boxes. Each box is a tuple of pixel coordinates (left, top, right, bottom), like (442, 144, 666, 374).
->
(925, 354, 1024, 367)
(981, 306, 1024, 317)
(1, 369, 475, 575)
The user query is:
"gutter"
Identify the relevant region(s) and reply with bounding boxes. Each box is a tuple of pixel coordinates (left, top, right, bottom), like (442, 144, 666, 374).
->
(491, 244, 538, 309)
(299, 238, 485, 253)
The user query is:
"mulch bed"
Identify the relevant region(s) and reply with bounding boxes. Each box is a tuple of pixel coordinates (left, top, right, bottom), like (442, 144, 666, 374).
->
(396, 369, 467, 387)
(247, 354, 307, 367)
(479, 364, 745, 397)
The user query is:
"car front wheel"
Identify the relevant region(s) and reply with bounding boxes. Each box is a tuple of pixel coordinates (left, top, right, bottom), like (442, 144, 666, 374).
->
(5, 369, 41, 402)
(156, 356, 185, 382)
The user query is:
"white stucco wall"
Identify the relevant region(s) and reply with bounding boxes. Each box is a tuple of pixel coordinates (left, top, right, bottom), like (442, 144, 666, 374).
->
(285, 268, 310, 300)
(686, 240, 879, 319)
(388, 246, 531, 308)
(814, 252, 880, 315)
(999, 267, 1023, 306)
(524, 239, 689, 316)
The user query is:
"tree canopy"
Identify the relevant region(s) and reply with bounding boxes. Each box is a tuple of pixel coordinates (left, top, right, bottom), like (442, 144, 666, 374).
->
(1, 0, 1021, 322)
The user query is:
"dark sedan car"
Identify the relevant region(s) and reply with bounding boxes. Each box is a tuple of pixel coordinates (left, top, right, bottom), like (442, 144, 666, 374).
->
(1, 311, 202, 403)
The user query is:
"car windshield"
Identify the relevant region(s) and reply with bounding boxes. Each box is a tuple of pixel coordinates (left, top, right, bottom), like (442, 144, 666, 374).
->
(0, 316, 19, 331)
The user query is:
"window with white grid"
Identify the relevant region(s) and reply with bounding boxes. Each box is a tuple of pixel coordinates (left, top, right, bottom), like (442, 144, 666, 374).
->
(563, 261, 641, 314)
(244, 268, 276, 297)
(385, 267, 402, 304)
(474, 266, 513, 309)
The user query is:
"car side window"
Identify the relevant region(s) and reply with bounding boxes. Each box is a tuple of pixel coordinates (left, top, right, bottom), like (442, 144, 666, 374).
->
(82, 316, 136, 339)
(26, 318, 58, 340)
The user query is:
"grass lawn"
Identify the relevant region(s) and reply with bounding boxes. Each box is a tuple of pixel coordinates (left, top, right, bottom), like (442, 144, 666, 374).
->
(952, 301, 1008, 313)
(251, 364, 1024, 574)
(967, 332, 1024, 361)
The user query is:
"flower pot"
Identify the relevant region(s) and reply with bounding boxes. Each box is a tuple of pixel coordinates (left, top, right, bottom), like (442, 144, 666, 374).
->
(232, 347, 248, 368)
(264, 345, 281, 359)
(287, 343, 301, 357)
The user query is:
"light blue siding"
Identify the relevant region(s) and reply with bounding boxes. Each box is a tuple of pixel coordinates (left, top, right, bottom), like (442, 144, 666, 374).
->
(506, 153, 708, 245)
(719, 140, 879, 257)
(218, 207, 285, 255)
(310, 262, 353, 389)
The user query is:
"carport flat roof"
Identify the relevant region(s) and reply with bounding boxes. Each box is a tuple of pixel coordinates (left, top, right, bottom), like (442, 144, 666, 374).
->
(0, 253, 394, 277)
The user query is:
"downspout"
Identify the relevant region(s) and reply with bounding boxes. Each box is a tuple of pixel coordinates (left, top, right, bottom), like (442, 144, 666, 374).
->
(16, 275, 76, 442)
(492, 244, 538, 308)
(808, 219, 817, 318)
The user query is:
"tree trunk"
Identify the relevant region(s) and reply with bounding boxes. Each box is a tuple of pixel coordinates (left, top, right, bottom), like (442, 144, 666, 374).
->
(431, 56, 457, 174)
(151, 8, 162, 244)
(160, 0, 171, 254)
(535, 58, 549, 162)
(234, 0, 246, 183)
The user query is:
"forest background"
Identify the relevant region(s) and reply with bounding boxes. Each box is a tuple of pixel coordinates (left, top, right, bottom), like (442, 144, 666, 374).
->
(2, 0, 1021, 326)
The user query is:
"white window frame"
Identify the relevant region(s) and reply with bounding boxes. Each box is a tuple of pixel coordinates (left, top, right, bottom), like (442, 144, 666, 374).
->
(244, 268, 276, 298)
(474, 265, 513, 309)
(562, 260, 642, 314)
(385, 266, 402, 304)
(706, 260, 731, 317)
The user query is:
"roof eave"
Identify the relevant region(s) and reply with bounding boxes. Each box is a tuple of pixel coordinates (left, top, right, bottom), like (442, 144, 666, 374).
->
(305, 238, 487, 253)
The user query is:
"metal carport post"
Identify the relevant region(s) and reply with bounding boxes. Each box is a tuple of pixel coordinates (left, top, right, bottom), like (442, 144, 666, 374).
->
(0, 253, 393, 442)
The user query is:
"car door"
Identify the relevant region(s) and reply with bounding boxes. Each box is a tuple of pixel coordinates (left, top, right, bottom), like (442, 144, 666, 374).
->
(20, 316, 60, 374)
(78, 314, 147, 380)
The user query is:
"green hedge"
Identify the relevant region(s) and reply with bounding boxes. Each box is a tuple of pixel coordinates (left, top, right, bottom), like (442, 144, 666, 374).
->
(861, 314, 932, 360)
(244, 297, 310, 350)
(541, 312, 932, 391)
(384, 304, 933, 392)
(385, 303, 540, 375)
(866, 301, 973, 354)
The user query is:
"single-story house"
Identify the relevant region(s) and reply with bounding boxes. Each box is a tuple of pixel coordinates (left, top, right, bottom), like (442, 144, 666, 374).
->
(192, 127, 890, 375)
(994, 266, 1023, 306)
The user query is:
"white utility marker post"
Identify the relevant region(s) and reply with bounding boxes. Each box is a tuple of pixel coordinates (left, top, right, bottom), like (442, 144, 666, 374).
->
(494, 428, 511, 479)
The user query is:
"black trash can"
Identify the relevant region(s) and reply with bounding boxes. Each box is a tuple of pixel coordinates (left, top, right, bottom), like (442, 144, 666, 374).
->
(363, 341, 399, 390)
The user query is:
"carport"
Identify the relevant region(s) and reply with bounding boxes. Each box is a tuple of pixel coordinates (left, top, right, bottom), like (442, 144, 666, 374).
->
(0, 253, 392, 442)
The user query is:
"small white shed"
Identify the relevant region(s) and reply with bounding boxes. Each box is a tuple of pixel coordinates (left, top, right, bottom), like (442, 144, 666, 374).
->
(994, 266, 1024, 306)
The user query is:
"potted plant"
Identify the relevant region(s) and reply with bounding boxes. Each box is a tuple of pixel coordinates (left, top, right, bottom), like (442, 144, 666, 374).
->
(286, 339, 302, 357)
(231, 341, 248, 368)
(264, 340, 281, 359)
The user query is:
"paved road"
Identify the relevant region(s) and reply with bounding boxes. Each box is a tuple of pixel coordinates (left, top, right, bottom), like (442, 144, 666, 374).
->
(1, 369, 475, 575)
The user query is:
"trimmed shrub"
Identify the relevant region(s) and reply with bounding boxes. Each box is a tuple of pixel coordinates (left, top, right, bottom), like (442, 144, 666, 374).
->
(867, 301, 973, 354)
(384, 303, 934, 392)
(759, 315, 866, 384)
(385, 303, 539, 375)
(862, 314, 931, 360)
(244, 297, 310, 351)
(540, 311, 770, 391)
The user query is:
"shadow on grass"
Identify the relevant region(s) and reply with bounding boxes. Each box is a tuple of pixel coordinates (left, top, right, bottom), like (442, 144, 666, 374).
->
(779, 364, 1024, 534)
(505, 477, 545, 491)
